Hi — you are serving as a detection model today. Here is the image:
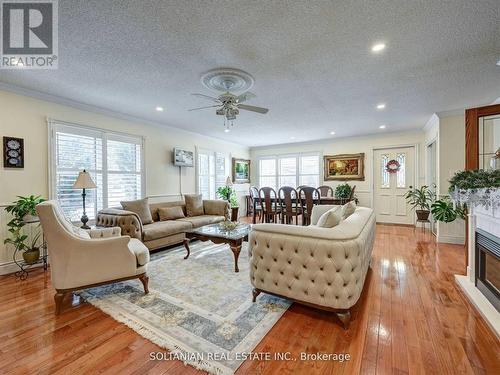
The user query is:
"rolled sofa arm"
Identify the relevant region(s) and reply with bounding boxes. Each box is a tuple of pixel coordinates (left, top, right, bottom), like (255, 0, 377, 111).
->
(96, 208, 143, 240)
(203, 200, 230, 220)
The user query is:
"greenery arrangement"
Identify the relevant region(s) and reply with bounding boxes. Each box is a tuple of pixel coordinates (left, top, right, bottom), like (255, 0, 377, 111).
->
(431, 169, 499, 223)
(448, 169, 500, 192)
(3, 195, 45, 259)
(334, 183, 352, 199)
(404, 185, 435, 211)
(216, 186, 238, 208)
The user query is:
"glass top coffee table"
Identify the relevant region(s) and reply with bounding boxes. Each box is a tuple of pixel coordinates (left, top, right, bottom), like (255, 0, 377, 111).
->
(183, 223, 252, 273)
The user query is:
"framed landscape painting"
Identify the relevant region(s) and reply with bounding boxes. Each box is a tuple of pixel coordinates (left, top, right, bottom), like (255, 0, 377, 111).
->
(324, 153, 365, 181)
(232, 158, 250, 183)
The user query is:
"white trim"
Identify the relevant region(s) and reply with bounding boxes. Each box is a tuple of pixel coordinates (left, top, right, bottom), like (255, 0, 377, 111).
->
(0, 260, 46, 276)
(0, 82, 249, 148)
(437, 234, 465, 244)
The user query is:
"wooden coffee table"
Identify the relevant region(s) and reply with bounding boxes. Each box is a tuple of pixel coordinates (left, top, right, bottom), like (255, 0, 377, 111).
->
(183, 223, 251, 273)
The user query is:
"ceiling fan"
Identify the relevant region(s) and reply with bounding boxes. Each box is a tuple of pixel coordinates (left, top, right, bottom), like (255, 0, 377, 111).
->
(188, 91, 269, 121)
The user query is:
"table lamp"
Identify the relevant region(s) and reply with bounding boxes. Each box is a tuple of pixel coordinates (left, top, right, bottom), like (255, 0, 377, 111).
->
(73, 169, 96, 229)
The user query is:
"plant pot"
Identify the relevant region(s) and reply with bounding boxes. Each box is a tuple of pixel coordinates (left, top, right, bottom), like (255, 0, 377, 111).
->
(231, 207, 239, 222)
(22, 248, 40, 264)
(416, 210, 430, 221)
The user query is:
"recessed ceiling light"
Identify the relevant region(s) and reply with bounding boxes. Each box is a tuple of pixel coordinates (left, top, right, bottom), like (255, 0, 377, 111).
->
(376, 103, 386, 110)
(224, 128, 230, 133)
(496, 59, 500, 66)
(379, 125, 386, 129)
(290, 136, 296, 140)
(371, 43, 386, 53)
(330, 131, 336, 135)
(155, 106, 164, 112)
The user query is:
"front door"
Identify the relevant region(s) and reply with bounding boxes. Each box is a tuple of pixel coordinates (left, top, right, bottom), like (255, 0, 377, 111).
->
(373, 146, 415, 224)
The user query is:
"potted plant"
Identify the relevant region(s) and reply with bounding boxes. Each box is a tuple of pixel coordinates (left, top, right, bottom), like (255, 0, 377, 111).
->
(216, 186, 239, 221)
(404, 185, 435, 221)
(431, 196, 467, 223)
(4, 195, 45, 264)
(335, 183, 352, 199)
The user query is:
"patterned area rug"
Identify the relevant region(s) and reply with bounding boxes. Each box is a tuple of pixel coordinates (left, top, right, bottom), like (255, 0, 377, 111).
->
(80, 241, 290, 375)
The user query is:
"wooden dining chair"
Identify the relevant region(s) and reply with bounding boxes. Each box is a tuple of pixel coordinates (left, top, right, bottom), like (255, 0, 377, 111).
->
(259, 187, 281, 223)
(249, 186, 262, 224)
(278, 186, 302, 225)
(349, 185, 357, 204)
(318, 185, 334, 197)
(298, 186, 321, 226)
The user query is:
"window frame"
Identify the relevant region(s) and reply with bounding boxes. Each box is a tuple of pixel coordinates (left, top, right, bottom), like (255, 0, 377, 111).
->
(48, 119, 146, 221)
(195, 147, 229, 200)
(258, 152, 321, 188)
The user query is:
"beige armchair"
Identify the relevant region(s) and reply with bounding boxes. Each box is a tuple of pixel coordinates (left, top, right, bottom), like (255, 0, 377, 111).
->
(36, 201, 150, 314)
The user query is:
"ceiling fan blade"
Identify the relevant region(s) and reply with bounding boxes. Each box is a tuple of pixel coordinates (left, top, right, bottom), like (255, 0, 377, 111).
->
(236, 91, 256, 103)
(190, 93, 221, 103)
(238, 104, 269, 114)
(188, 105, 221, 111)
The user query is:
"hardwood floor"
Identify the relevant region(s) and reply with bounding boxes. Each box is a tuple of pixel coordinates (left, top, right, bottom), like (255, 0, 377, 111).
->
(0, 224, 498, 374)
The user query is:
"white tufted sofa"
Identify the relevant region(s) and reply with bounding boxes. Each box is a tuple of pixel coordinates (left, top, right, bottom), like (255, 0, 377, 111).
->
(248, 205, 375, 328)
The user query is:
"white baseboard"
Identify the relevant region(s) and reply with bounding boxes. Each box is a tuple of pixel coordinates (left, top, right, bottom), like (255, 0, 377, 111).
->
(437, 234, 465, 244)
(0, 260, 47, 276)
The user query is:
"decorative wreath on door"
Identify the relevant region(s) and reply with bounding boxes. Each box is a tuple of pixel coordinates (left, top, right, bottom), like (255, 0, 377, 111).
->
(385, 159, 400, 173)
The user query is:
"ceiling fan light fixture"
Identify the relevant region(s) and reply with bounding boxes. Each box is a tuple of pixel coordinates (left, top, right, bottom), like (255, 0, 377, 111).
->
(155, 106, 164, 112)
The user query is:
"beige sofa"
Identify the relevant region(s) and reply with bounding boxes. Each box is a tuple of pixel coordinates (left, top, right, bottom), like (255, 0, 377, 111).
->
(96, 199, 229, 250)
(248, 205, 375, 328)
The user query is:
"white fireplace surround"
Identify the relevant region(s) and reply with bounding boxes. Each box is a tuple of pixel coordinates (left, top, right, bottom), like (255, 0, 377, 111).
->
(455, 203, 500, 338)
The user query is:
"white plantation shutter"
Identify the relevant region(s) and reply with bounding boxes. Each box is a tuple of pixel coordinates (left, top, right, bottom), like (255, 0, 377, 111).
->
(49, 121, 144, 221)
(258, 153, 320, 188)
(197, 149, 228, 200)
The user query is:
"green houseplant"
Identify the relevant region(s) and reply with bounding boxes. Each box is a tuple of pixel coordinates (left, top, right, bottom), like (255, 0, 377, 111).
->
(335, 183, 352, 199)
(216, 186, 239, 221)
(4, 195, 45, 264)
(404, 185, 435, 221)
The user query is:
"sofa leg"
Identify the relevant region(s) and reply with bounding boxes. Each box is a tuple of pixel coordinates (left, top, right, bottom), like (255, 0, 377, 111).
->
(252, 288, 261, 302)
(54, 291, 66, 315)
(139, 274, 149, 294)
(336, 310, 351, 329)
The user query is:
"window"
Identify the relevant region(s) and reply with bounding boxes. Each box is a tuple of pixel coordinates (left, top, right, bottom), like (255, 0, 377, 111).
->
(396, 152, 406, 188)
(197, 149, 228, 199)
(258, 153, 320, 189)
(381, 154, 390, 188)
(49, 121, 144, 222)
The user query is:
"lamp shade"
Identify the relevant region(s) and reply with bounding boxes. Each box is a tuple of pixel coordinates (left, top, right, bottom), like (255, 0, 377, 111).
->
(73, 170, 97, 189)
(226, 176, 233, 186)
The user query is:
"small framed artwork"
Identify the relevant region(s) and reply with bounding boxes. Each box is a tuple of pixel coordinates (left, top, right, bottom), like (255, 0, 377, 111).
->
(3, 136, 24, 168)
(232, 158, 251, 184)
(173, 148, 194, 167)
(324, 153, 364, 181)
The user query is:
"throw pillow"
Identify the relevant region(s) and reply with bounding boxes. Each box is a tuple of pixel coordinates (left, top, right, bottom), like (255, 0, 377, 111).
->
(316, 207, 342, 228)
(120, 197, 153, 224)
(158, 206, 185, 221)
(341, 201, 356, 219)
(184, 194, 204, 216)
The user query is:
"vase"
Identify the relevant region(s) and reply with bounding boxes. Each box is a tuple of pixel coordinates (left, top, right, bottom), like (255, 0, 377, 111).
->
(22, 248, 40, 264)
(416, 210, 430, 221)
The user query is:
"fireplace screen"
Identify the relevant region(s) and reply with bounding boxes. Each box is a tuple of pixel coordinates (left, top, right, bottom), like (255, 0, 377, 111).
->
(476, 229, 500, 312)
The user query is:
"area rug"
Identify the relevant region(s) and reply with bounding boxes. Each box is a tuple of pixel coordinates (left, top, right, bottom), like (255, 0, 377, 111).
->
(80, 241, 290, 375)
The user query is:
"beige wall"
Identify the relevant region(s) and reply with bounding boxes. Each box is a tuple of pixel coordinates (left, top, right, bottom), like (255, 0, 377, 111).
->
(250, 130, 426, 208)
(0, 89, 249, 269)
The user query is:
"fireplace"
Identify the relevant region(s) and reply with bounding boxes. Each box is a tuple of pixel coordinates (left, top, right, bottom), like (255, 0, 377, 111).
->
(475, 229, 500, 312)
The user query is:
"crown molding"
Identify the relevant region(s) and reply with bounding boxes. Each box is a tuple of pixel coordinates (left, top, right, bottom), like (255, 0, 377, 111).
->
(0, 81, 249, 149)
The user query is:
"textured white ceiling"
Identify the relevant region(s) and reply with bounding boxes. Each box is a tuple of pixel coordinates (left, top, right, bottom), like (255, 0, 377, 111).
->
(1, 0, 499, 146)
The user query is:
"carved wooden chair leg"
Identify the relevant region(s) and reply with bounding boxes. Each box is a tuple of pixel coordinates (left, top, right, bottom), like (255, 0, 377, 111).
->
(252, 288, 261, 302)
(336, 310, 351, 329)
(139, 274, 149, 294)
(54, 291, 66, 315)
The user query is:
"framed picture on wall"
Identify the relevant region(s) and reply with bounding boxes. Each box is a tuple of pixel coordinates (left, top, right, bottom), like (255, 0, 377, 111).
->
(232, 158, 250, 184)
(3, 136, 24, 168)
(324, 153, 364, 181)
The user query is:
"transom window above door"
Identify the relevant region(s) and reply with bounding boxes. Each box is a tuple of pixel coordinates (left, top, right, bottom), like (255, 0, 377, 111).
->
(258, 153, 320, 189)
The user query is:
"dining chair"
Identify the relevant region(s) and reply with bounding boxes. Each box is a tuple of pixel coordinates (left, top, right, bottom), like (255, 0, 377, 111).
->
(318, 185, 334, 197)
(249, 186, 262, 224)
(259, 187, 281, 223)
(298, 186, 321, 226)
(278, 186, 302, 225)
(349, 185, 357, 204)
